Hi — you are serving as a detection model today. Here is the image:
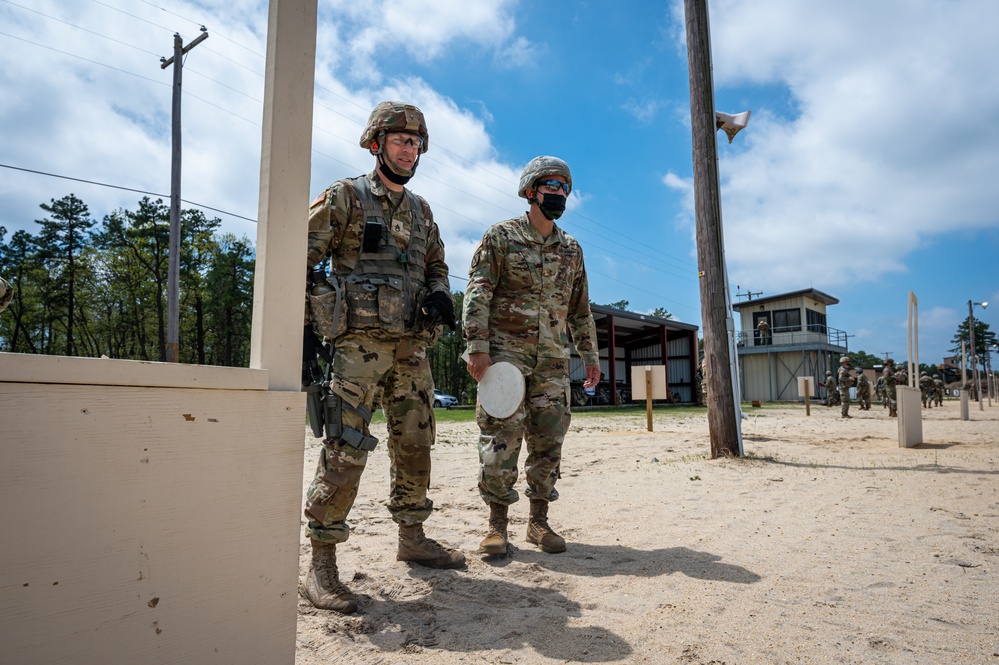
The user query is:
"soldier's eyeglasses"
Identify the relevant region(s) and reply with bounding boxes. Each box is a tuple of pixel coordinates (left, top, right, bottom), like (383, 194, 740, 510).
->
(535, 179, 570, 194)
(387, 133, 424, 150)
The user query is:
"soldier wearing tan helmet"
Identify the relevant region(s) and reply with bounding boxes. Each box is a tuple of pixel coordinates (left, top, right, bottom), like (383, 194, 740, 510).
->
(464, 156, 599, 557)
(837, 355, 854, 418)
(301, 101, 463, 614)
(882, 358, 899, 417)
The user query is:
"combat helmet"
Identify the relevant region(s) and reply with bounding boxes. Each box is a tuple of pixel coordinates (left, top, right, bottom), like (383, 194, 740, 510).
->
(359, 101, 429, 154)
(518, 156, 573, 199)
(839, 355, 850, 363)
(885, 358, 895, 365)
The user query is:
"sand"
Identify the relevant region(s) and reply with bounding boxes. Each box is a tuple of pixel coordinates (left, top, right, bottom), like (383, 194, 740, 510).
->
(294, 399, 999, 664)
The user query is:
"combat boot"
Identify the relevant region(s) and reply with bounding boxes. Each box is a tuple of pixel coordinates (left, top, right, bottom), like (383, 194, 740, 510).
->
(397, 524, 466, 568)
(302, 540, 357, 614)
(478, 503, 509, 555)
(526, 499, 567, 553)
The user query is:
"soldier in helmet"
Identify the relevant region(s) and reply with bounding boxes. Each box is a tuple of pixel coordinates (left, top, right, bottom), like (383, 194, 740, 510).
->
(0, 275, 11, 314)
(933, 373, 944, 406)
(301, 101, 464, 614)
(837, 356, 854, 418)
(464, 156, 600, 557)
(882, 358, 898, 417)
(855, 367, 871, 410)
(919, 371, 934, 408)
(824, 370, 839, 407)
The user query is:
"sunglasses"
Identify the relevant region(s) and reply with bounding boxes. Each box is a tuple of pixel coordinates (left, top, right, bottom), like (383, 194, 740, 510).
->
(386, 133, 425, 150)
(535, 179, 570, 194)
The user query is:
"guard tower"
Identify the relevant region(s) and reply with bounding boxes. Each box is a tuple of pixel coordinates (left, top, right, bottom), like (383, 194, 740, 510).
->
(733, 288, 849, 402)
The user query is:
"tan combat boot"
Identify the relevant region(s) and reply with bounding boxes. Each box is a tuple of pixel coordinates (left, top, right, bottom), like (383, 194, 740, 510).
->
(478, 503, 509, 555)
(302, 540, 357, 614)
(526, 499, 567, 553)
(397, 524, 466, 568)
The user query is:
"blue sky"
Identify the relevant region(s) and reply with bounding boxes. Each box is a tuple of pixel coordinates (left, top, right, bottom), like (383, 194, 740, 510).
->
(1, 0, 997, 364)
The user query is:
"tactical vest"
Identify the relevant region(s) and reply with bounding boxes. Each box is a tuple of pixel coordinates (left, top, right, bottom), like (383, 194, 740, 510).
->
(340, 176, 429, 335)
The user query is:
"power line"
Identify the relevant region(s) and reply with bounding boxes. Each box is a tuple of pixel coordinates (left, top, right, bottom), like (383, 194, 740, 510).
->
(0, 163, 256, 223)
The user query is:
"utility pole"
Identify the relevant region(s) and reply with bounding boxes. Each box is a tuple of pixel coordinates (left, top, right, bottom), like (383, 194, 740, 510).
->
(735, 289, 762, 301)
(160, 27, 208, 362)
(684, 0, 740, 458)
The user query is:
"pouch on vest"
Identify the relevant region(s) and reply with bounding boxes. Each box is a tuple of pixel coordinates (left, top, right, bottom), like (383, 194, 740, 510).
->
(308, 276, 347, 340)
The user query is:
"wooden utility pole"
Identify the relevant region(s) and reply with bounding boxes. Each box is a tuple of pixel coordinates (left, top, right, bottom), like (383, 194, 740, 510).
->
(160, 27, 208, 362)
(684, 0, 740, 457)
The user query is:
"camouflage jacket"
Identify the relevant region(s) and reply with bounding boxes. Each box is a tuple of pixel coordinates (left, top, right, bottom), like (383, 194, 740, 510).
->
(306, 171, 451, 334)
(855, 372, 870, 392)
(837, 366, 854, 389)
(0, 275, 11, 314)
(463, 214, 598, 364)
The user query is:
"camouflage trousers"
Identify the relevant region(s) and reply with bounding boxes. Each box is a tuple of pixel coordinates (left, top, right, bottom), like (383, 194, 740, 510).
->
(476, 352, 571, 507)
(838, 387, 851, 417)
(885, 385, 898, 417)
(856, 386, 871, 410)
(305, 333, 436, 544)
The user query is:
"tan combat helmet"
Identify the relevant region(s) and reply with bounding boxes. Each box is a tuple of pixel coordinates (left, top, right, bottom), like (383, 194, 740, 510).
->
(518, 156, 572, 199)
(359, 101, 429, 154)
(839, 355, 850, 364)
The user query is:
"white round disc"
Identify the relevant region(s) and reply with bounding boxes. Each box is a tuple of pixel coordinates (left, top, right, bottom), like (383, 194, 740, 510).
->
(478, 361, 525, 418)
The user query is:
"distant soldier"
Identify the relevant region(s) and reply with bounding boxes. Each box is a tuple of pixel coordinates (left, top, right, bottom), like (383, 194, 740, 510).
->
(919, 372, 934, 408)
(0, 275, 11, 314)
(824, 370, 839, 406)
(700, 356, 709, 407)
(933, 374, 944, 406)
(875, 374, 886, 408)
(855, 369, 871, 410)
(883, 358, 898, 417)
(837, 356, 854, 418)
(694, 366, 705, 407)
(757, 318, 770, 345)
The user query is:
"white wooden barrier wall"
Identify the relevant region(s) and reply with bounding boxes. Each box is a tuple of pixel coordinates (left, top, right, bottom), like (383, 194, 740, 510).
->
(0, 355, 304, 664)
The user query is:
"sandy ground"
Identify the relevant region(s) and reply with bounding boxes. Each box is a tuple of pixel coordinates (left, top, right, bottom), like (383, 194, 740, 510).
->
(294, 399, 999, 665)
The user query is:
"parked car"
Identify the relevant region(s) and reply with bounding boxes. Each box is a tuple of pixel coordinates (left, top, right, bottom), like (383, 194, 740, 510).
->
(433, 390, 458, 408)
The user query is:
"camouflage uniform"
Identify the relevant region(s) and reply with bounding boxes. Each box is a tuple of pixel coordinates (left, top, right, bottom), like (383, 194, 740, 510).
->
(855, 371, 871, 410)
(933, 374, 944, 406)
(919, 372, 934, 408)
(0, 276, 11, 314)
(824, 371, 839, 406)
(303, 170, 451, 544)
(464, 214, 598, 507)
(883, 360, 898, 417)
(837, 358, 854, 417)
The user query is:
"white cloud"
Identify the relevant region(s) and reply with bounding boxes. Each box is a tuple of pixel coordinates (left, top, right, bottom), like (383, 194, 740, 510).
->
(324, 0, 519, 80)
(668, 0, 999, 295)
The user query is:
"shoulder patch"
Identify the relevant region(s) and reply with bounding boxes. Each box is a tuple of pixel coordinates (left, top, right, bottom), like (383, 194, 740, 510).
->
(310, 191, 325, 208)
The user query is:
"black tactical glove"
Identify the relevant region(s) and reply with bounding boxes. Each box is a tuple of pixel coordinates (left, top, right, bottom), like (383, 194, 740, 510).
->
(420, 290, 456, 331)
(302, 324, 325, 363)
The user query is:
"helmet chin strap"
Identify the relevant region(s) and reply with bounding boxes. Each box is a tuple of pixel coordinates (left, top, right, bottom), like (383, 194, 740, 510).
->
(377, 153, 418, 186)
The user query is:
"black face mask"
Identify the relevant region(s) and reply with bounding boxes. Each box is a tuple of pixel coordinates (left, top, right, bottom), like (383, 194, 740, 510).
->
(538, 192, 566, 220)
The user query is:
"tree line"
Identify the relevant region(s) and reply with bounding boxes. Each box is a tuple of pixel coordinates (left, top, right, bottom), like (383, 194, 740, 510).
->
(1, 194, 255, 366)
